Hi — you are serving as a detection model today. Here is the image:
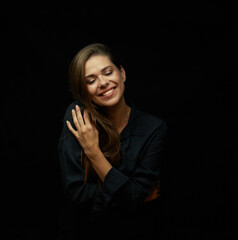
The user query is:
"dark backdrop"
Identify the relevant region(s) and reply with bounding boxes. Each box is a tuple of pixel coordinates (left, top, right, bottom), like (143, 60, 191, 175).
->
(1, 3, 237, 240)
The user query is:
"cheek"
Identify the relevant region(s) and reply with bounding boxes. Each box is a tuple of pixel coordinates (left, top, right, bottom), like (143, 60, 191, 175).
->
(87, 85, 97, 97)
(120, 81, 125, 94)
(118, 77, 125, 89)
(114, 73, 124, 86)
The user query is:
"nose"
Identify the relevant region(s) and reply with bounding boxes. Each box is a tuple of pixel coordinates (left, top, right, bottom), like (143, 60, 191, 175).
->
(98, 75, 109, 88)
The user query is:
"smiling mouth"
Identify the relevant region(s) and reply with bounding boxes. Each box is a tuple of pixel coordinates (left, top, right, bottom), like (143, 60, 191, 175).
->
(99, 87, 116, 96)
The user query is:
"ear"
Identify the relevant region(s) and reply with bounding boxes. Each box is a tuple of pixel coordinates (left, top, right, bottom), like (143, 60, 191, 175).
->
(120, 65, 126, 82)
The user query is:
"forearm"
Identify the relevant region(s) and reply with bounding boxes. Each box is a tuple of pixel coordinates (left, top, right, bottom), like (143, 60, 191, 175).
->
(88, 150, 112, 182)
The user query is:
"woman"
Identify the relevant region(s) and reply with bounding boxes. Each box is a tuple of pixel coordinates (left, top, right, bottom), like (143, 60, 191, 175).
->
(58, 43, 167, 239)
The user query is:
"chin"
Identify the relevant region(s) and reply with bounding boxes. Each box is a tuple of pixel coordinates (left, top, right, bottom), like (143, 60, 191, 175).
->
(93, 95, 123, 108)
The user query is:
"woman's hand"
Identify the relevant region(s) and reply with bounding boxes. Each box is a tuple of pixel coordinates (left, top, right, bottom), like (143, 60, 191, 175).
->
(66, 105, 100, 159)
(144, 179, 160, 202)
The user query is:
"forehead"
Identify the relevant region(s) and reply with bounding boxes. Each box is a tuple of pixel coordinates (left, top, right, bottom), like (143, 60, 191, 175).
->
(85, 55, 113, 75)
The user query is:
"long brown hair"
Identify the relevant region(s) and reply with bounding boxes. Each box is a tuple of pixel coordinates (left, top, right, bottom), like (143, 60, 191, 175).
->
(68, 43, 121, 185)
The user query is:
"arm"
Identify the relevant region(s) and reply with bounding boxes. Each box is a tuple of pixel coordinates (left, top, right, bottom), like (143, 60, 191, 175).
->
(89, 150, 113, 183)
(66, 104, 112, 182)
(65, 104, 167, 216)
(91, 121, 167, 220)
(58, 103, 100, 207)
(101, 123, 167, 210)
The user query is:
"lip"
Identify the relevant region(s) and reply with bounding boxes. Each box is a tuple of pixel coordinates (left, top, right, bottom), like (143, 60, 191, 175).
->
(98, 87, 117, 98)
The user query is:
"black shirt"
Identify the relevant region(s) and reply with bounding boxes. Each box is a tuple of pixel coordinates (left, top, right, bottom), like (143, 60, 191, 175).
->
(58, 101, 167, 240)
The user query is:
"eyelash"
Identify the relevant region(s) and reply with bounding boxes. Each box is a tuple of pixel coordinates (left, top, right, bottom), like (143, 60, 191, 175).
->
(87, 79, 96, 85)
(105, 71, 113, 76)
(87, 71, 113, 84)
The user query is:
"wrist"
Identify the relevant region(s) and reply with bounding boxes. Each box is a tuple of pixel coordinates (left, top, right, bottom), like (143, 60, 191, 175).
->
(86, 148, 102, 161)
(87, 149, 112, 182)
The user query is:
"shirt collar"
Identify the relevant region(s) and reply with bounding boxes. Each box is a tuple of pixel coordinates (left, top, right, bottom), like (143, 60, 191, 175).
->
(120, 101, 144, 140)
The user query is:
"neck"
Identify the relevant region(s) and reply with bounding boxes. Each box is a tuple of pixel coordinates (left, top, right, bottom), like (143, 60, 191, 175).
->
(103, 97, 130, 132)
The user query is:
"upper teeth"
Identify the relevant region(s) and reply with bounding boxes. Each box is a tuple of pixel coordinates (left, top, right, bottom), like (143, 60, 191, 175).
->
(102, 89, 114, 96)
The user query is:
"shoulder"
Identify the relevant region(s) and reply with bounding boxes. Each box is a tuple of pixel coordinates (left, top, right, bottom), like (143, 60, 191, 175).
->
(63, 100, 86, 122)
(133, 104, 167, 129)
(129, 103, 168, 139)
(59, 101, 79, 140)
(141, 110, 165, 129)
(63, 101, 78, 120)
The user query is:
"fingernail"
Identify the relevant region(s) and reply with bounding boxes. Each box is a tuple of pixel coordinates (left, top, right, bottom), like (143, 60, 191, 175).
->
(75, 105, 79, 109)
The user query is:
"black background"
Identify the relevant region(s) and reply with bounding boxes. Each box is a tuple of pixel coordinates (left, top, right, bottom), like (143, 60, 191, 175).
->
(1, 3, 237, 239)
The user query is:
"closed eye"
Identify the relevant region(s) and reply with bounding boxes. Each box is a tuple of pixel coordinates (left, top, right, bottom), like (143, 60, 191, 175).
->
(104, 70, 113, 76)
(87, 78, 96, 84)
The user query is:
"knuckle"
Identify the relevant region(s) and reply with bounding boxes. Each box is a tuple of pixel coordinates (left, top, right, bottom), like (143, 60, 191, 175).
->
(86, 126, 92, 131)
(81, 129, 87, 134)
(76, 109, 81, 116)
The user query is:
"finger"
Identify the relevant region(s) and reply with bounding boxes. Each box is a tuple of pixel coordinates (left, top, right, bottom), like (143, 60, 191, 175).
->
(75, 105, 85, 127)
(72, 109, 81, 130)
(66, 120, 78, 136)
(83, 109, 91, 126)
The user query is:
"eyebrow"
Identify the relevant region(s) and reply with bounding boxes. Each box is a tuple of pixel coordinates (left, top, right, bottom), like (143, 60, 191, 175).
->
(85, 66, 113, 79)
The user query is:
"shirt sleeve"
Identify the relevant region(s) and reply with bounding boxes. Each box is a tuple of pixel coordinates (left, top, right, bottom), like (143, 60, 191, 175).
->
(91, 120, 168, 216)
(59, 103, 167, 221)
(58, 104, 99, 210)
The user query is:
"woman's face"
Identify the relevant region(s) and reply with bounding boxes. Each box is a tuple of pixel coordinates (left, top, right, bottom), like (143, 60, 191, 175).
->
(84, 55, 126, 108)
